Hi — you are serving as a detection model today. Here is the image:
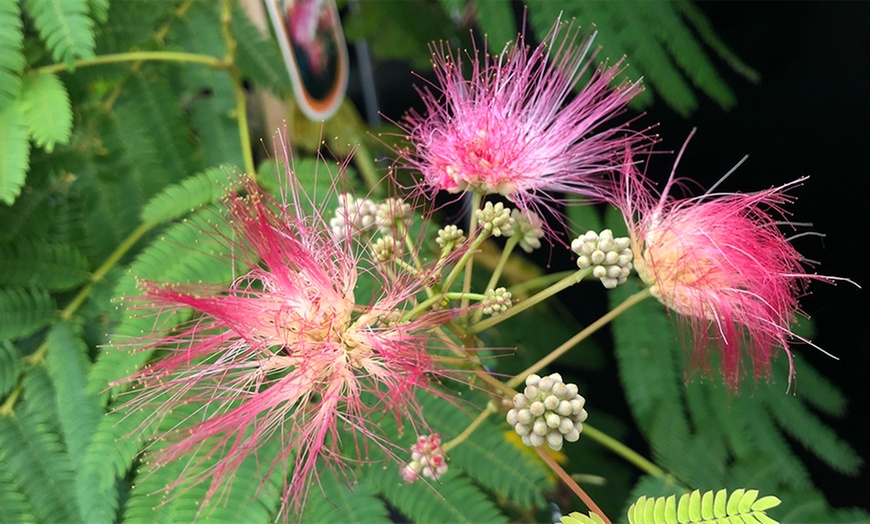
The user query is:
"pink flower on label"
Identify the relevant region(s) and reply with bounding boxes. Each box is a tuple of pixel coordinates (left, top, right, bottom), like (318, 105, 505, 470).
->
(398, 18, 645, 215)
(115, 146, 461, 515)
(612, 141, 836, 387)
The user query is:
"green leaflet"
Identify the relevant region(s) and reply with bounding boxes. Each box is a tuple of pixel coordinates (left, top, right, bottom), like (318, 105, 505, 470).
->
(561, 511, 607, 524)
(46, 321, 117, 523)
(0, 1, 24, 111)
(0, 286, 55, 341)
(168, 2, 243, 169)
(300, 467, 391, 524)
(23, 0, 96, 68)
(86, 210, 241, 401)
(369, 465, 509, 524)
(627, 488, 781, 524)
(0, 238, 90, 291)
(0, 369, 82, 522)
(474, 0, 518, 53)
(0, 342, 22, 397)
(19, 73, 73, 153)
(0, 460, 38, 523)
(524, 0, 750, 116)
(122, 406, 281, 523)
(0, 103, 30, 205)
(140, 166, 239, 226)
(232, 3, 292, 98)
(120, 70, 202, 184)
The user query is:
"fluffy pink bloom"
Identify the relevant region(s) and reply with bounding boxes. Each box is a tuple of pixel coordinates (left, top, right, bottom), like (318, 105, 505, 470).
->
(115, 154, 460, 514)
(613, 143, 833, 387)
(397, 18, 645, 214)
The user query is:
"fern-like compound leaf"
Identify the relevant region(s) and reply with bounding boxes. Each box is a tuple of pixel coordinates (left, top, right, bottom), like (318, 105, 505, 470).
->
(0, 2, 25, 111)
(87, 211, 240, 402)
(0, 342, 22, 398)
(628, 488, 781, 524)
(140, 167, 238, 226)
(232, 3, 292, 97)
(0, 239, 90, 291)
(0, 286, 55, 341)
(0, 103, 30, 205)
(19, 73, 73, 153)
(23, 0, 96, 67)
(88, 0, 109, 23)
(525, 0, 746, 116)
(300, 467, 391, 523)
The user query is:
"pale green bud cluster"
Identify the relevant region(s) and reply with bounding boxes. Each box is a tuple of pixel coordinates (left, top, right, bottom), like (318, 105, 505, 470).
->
(372, 235, 398, 262)
(330, 193, 379, 238)
(376, 197, 412, 234)
(476, 201, 515, 237)
(482, 287, 512, 316)
(571, 229, 633, 289)
(511, 209, 545, 253)
(507, 373, 588, 451)
(436, 225, 466, 250)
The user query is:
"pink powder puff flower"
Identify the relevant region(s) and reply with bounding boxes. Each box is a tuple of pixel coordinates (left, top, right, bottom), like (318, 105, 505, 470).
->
(397, 18, 645, 215)
(114, 151, 462, 515)
(613, 139, 837, 388)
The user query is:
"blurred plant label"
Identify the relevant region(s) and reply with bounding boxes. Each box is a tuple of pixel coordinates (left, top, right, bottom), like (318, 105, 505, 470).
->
(264, 0, 348, 120)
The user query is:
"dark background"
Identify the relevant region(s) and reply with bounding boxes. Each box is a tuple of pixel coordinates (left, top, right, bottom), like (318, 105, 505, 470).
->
(659, 2, 869, 510)
(349, 0, 869, 512)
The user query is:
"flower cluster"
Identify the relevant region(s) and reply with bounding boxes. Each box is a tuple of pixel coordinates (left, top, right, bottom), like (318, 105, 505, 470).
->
(116, 163, 462, 514)
(398, 19, 645, 216)
(612, 145, 832, 385)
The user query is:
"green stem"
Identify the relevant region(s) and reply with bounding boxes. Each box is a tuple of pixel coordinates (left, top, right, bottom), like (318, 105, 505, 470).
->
(441, 225, 488, 295)
(506, 287, 652, 388)
(219, 0, 256, 177)
(35, 51, 224, 75)
(460, 192, 483, 313)
(583, 424, 670, 481)
(484, 235, 518, 293)
(470, 267, 591, 335)
(508, 269, 576, 296)
(403, 292, 485, 322)
(472, 235, 519, 324)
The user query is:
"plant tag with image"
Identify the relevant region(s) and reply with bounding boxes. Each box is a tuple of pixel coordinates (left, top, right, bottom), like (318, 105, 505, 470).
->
(264, 0, 348, 120)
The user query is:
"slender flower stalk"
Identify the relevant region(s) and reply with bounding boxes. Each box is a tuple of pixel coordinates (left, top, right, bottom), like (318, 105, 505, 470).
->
(611, 139, 839, 387)
(114, 146, 464, 516)
(397, 18, 646, 217)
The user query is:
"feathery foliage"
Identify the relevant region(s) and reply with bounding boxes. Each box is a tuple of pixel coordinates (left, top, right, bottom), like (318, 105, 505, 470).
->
(0, 286, 55, 341)
(23, 0, 97, 68)
(628, 488, 782, 524)
(18, 73, 73, 153)
(0, 2, 24, 111)
(0, 103, 30, 205)
(522, 0, 757, 115)
(0, 239, 89, 290)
